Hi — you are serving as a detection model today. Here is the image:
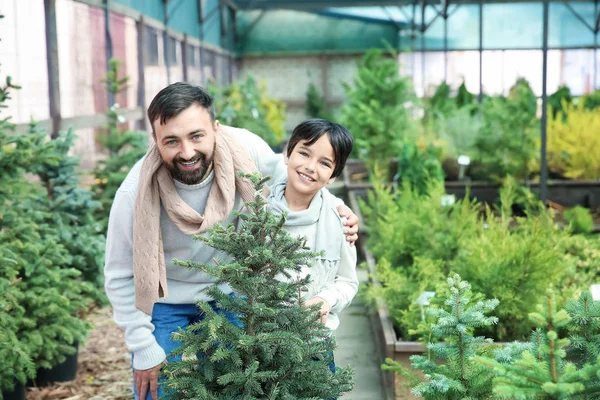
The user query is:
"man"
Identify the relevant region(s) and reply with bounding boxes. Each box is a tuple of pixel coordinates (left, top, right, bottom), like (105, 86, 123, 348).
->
(104, 82, 359, 400)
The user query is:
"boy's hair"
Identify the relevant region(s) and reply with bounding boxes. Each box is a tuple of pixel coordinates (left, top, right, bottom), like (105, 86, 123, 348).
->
(286, 119, 354, 179)
(147, 82, 215, 133)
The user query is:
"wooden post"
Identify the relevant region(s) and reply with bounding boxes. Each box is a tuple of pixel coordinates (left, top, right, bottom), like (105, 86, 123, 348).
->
(104, 0, 114, 107)
(321, 55, 329, 109)
(182, 34, 188, 82)
(44, 0, 62, 138)
(136, 17, 147, 131)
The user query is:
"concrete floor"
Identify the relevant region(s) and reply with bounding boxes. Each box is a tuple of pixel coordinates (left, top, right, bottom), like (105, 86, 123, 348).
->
(334, 268, 388, 400)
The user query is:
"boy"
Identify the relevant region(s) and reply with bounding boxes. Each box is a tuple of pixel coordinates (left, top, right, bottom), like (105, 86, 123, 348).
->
(269, 118, 358, 339)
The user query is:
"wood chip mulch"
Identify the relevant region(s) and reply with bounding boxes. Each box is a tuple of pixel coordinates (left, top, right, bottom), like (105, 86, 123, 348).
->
(26, 307, 133, 400)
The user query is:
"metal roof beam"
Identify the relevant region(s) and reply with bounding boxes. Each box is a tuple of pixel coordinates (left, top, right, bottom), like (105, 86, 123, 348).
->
(561, 0, 595, 33)
(231, 0, 592, 10)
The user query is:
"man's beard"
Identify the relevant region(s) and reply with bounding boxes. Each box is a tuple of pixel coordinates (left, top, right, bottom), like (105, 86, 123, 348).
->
(165, 152, 211, 185)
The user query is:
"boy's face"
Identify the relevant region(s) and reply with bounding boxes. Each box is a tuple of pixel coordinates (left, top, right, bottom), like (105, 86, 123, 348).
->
(152, 105, 219, 185)
(285, 134, 336, 199)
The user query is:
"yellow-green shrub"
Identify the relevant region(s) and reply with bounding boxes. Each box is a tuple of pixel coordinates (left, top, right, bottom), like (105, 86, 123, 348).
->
(547, 102, 600, 179)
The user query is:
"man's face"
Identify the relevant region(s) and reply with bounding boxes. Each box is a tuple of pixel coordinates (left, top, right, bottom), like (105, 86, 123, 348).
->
(152, 105, 219, 185)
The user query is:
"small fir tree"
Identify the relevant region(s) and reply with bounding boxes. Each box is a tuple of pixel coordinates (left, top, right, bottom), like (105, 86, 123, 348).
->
(92, 58, 147, 232)
(163, 173, 354, 399)
(395, 140, 444, 196)
(564, 291, 600, 397)
(341, 48, 416, 166)
(305, 80, 331, 120)
(475, 78, 539, 181)
(385, 274, 499, 399)
(29, 122, 106, 301)
(475, 290, 600, 399)
(0, 78, 93, 385)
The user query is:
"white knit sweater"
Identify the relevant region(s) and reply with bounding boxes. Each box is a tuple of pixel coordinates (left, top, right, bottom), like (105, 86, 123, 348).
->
(104, 128, 279, 370)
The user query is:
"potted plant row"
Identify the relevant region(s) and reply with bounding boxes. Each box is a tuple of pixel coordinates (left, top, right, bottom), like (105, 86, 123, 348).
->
(346, 173, 600, 398)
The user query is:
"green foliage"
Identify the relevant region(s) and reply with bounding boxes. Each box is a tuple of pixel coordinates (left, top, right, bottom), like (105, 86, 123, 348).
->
(30, 123, 106, 302)
(432, 106, 482, 179)
(475, 291, 600, 399)
(386, 275, 499, 399)
(361, 174, 480, 339)
(426, 81, 475, 122)
(395, 140, 445, 196)
(562, 234, 600, 288)
(451, 205, 570, 341)
(0, 78, 93, 392)
(546, 101, 600, 180)
(582, 90, 600, 111)
(0, 272, 35, 396)
(341, 49, 416, 166)
(427, 82, 455, 120)
(563, 206, 595, 235)
(548, 85, 572, 119)
(564, 292, 600, 371)
(474, 78, 539, 181)
(91, 58, 147, 233)
(455, 82, 475, 109)
(361, 174, 590, 342)
(211, 75, 287, 147)
(163, 173, 354, 399)
(305, 80, 331, 120)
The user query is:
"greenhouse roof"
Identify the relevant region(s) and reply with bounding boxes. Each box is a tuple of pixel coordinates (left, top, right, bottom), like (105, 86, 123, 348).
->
(235, 1, 599, 55)
(231, 0, 593, 10)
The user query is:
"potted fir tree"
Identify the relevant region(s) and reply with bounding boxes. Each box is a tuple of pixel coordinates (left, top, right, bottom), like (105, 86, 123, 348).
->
(163, 173, 354, 399)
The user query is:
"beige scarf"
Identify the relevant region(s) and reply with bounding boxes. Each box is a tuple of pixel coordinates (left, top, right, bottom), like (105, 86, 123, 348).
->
(133, 127, 263, 315)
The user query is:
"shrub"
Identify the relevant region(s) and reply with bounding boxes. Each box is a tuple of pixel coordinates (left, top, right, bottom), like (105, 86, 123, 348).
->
(305, 80, 331, 120)
(434, 105, 482, 160)
(30, 124, 106, 301)
(582, 89, 600, 111)
(341, 49, 416, 166)
(362, 175, 588, 342)
(0, 78, 93, 391)
(395, 140, 445, 196)
(475, 291, 600, 399)
(563, 206, 595, 235)
(546, 101, 600, 180)
(474, 79, 539, 181)
(91, 59, 147, 232)
(211, 75, 286, 147)
(548, 85, 572, 119)
(385, 274, 499, 399)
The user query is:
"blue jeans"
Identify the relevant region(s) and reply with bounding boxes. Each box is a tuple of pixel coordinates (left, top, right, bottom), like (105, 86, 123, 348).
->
(132, 300, 241, 400)
(131, 301, 336, 399)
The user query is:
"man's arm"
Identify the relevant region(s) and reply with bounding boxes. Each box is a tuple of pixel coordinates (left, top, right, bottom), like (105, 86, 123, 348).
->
(104, 187, 166, 370)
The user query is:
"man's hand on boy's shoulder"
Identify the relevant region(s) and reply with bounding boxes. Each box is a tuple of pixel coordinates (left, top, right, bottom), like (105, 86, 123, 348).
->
(336, 205, 359, 247)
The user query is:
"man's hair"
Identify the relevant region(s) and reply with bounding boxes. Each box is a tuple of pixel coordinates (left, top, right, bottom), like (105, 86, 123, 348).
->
(286, 119, 354, 179)
(147, 82, 215, 132)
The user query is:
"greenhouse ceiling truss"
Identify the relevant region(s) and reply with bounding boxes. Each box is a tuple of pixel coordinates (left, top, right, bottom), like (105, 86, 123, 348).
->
(231, 0, 600, 203)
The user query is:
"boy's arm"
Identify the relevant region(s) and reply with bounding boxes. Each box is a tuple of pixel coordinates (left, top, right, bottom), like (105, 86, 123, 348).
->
(314, 241, 359, 315)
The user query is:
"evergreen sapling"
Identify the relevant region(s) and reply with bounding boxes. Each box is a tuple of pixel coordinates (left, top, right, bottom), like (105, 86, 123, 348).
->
(163, 173, 354, 399)
(564, 291, 600, 397)
(92, 58, 147, 231)
(475, 290, 600, 399)
(385, 274, 499, 399)
(29, 123, 106, 301)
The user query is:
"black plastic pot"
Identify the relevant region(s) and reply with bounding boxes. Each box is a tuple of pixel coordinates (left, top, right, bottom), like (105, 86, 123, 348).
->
(1, 383, 26, 400)
(30, 342, 79, 387)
